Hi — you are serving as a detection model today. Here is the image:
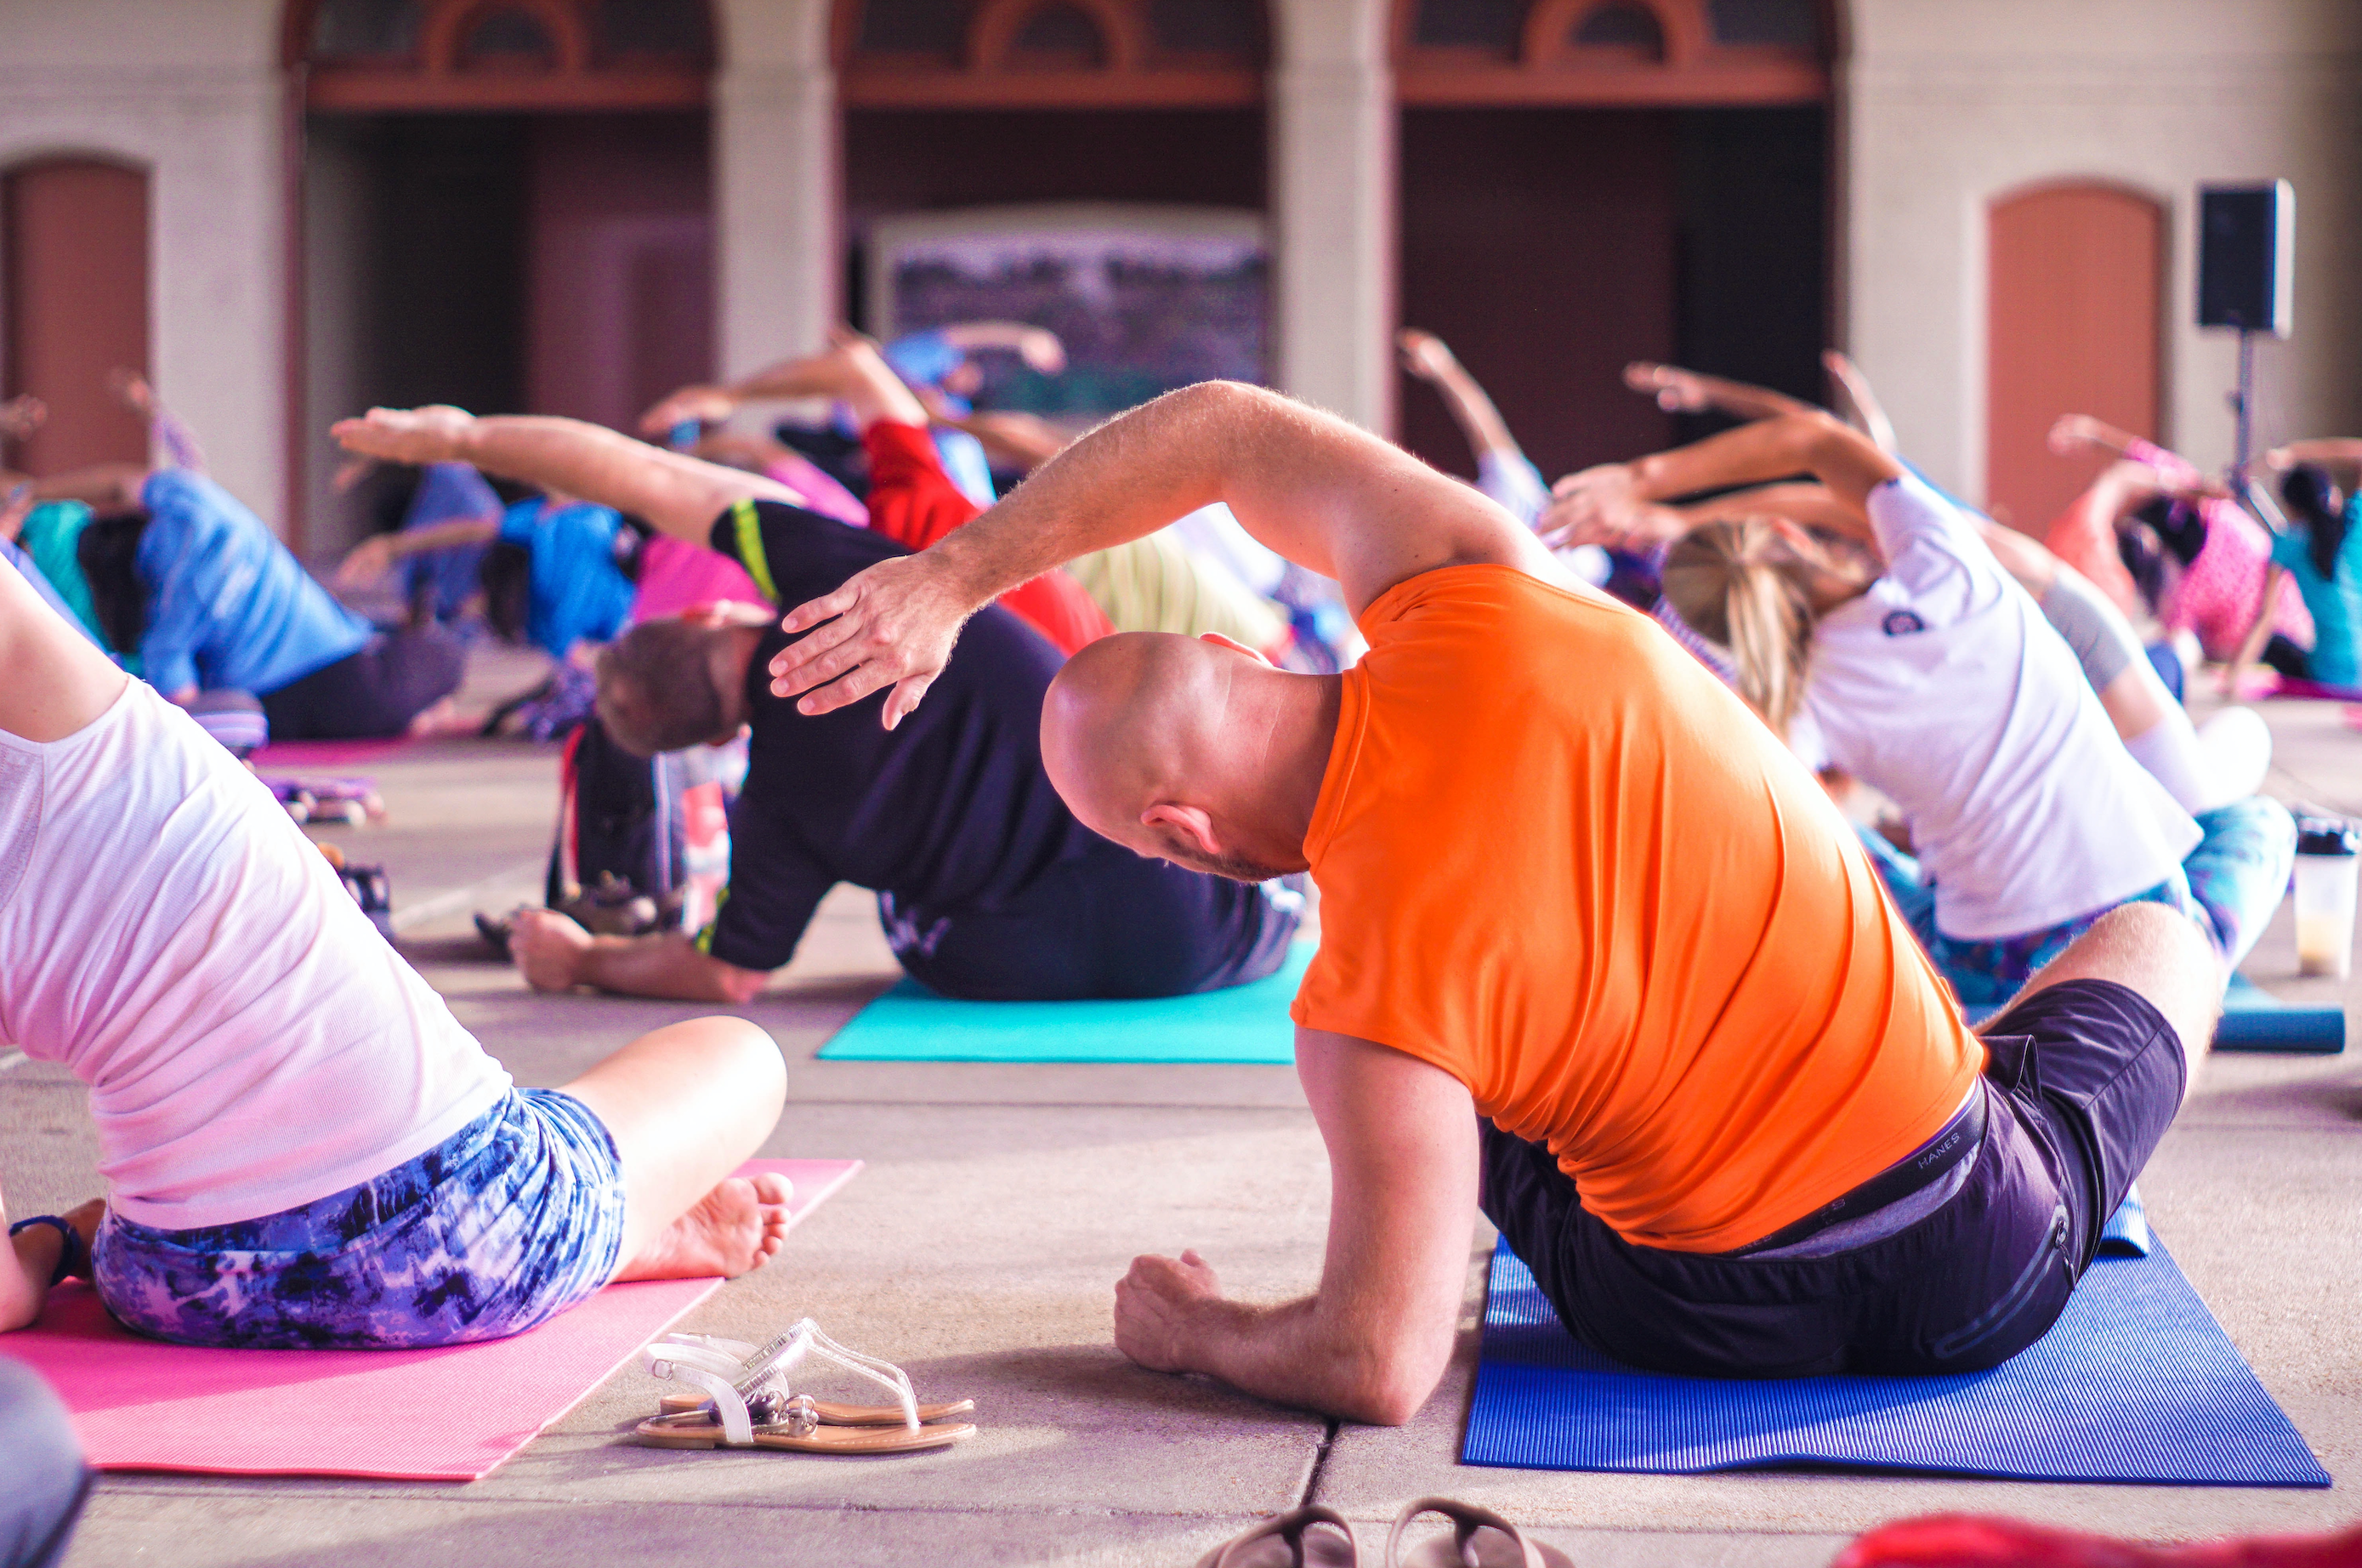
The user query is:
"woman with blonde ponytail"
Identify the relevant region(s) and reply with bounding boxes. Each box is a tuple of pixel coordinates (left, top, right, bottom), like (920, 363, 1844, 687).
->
(1555, 412, 2293, 1010)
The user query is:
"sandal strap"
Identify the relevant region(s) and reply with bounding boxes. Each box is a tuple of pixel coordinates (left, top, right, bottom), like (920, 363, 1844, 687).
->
(1385, 1497, 1542, 1568)
(735, 1320, 921, 1430)
(643, 1348, 758, 1446)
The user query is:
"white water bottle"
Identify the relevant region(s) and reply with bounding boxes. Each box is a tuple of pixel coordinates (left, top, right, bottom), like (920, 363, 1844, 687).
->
(2293, 817, 2359, 980)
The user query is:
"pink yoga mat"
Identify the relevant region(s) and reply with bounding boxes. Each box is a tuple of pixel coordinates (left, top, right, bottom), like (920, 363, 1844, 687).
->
(247, 736, 419, 769)
(5, 1158, 859, 1481)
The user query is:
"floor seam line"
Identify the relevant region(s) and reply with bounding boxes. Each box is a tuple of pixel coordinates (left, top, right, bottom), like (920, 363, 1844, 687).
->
(1297, 1419, 1341, 1508)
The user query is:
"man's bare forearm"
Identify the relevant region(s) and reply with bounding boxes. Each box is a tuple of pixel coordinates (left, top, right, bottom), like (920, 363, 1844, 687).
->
(452, 417, 794, 545)
(575, 932, 767, 1003)
(1179, 1292, 1443, 1426)
(923, 381, 1340, 612)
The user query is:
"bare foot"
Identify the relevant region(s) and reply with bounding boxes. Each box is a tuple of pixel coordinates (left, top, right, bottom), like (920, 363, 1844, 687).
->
(616, 1173, 794, 1281)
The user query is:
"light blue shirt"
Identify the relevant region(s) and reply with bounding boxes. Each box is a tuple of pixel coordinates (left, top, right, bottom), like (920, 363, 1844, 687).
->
(136, 470, 372, 696)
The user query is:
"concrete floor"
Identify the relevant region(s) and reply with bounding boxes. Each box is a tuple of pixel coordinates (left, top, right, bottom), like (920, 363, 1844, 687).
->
(7, 657, 2359, 1566)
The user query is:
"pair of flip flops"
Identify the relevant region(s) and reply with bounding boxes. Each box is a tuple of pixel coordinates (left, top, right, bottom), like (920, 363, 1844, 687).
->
(633, 1321, 976, 1455)
(1198, 1498, 1572, 1568)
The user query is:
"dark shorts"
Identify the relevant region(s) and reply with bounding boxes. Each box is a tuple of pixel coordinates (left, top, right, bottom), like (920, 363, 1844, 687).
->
(258, 624, 466, 741)
(877, 837, 1305, 1001)
(1480, 978, 2187, 1378)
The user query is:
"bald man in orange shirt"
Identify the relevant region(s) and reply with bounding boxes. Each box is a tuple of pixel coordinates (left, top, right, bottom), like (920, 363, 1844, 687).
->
(764, 383, 2222, 1425)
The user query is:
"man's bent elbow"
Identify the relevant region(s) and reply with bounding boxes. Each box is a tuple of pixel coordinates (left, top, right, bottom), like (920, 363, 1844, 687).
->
(1326, 1335, 1451, 1427)
(709, 959, 769, 1006)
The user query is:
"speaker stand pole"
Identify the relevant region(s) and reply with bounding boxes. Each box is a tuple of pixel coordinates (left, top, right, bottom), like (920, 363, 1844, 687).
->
(2233, 327, 2257, 474)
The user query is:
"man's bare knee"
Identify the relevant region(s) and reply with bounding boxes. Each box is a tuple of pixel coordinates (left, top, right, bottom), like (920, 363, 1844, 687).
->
(2010, 903, 2221, 1082)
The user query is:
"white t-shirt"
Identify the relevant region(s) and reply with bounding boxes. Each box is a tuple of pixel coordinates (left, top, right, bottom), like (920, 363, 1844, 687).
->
(1803, 474, 2200, 940)
(0, 681, 510, 1229)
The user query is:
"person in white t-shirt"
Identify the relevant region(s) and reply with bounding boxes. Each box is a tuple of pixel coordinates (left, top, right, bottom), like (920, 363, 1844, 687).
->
(1553, 412, 2295, 1008)
(0, 550, 793, 1349)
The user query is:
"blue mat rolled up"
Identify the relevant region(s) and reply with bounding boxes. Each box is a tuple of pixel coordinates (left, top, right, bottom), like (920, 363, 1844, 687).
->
(1966, 975, 2343, 1055)
(1464, 1226, 2327, 1486)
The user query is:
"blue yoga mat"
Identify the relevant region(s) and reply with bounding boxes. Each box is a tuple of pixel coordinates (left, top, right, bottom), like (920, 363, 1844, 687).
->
(816, 944, 1311, 1064)
(1464, 1223, 2327, 1486)
(1965, 974, 2343, 1055)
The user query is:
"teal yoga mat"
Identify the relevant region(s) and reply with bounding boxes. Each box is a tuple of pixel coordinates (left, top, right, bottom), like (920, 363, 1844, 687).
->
(818, 943, 1313, 1064)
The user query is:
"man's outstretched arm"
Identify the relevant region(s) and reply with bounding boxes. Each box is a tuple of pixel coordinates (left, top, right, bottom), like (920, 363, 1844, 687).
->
(333, 407, 803, 547)
(769, 380, 1566, 725)
(1113, 1031, 1480, 1425)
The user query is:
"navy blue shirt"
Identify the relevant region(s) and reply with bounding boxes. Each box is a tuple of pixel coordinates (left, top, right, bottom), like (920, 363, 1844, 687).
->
(698, 500, 1098, 972)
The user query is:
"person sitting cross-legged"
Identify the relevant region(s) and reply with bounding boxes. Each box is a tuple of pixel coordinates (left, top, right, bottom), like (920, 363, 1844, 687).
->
(0, 548, 793, 1350)
(332, 401, 1303, 1006)
(757, 379, 2226, 1421)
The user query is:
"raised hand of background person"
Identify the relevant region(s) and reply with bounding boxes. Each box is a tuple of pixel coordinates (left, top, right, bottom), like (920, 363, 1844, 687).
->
(1014, 327, 1066, 375)
(638, 384, 736, 440)
(1623, 361, 1712, 413)
(107, 368, 156, 418)
(2047, 413, 2139, 458)
(0, 395, 45, 442)
(1395, 328, 1460, 383)
(334, 534, 398, 590)
(1821, 350, 1898, 453)
(332, 406, 478, 469)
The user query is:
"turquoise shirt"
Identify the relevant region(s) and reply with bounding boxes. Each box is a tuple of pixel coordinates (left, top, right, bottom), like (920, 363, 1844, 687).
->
(498, 497, 637, 659)
(2269, 497, 2362, 687)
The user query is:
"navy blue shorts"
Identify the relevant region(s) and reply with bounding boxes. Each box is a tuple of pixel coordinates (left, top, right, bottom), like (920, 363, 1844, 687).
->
(877, 837, 1305, 1001)
(1479, 978, 2187, 1378)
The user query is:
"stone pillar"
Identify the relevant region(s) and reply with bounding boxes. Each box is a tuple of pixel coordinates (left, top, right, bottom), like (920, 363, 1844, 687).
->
(713, 0, 839, 378)
(1269, 0, 1394, 434)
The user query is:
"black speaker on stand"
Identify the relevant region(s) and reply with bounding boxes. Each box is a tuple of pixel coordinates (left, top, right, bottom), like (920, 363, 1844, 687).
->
(2197, 180, 2294, 475)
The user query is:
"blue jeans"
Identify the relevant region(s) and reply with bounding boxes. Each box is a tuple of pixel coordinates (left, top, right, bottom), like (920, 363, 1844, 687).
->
(93, 1089, 627, 1350)
(1860, 797, 2297, 1009)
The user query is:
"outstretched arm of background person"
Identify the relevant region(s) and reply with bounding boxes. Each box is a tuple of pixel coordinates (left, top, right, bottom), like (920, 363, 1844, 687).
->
(767, 380, 1564, 725)
(1666, 480, 1879, 548)
(1547, 412, 1905, 554)
(1820, 350, 1897, 453)
(333, 407, 802, 548)
(1111, 1031, 1479, 1425)
(935, 321, 1067, 374)
(2224, 563, 2293, 695)
(1398, 329, 1528, 467)
(334, 516, 502, 589)
(1620, 361, 1818, 426)
(508, 908, 769, 1004)
(639, 332, 934, 438)
(2265, 439, 2362, 486)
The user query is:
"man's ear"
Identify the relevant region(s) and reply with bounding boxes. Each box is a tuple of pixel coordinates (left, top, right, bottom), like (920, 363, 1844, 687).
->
(1141, 802, 1223, 857)
(1198, 631, 1272, 668)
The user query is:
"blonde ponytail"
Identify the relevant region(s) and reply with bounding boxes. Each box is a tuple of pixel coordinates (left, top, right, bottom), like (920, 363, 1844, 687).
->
(1661, 520, 1819, 737)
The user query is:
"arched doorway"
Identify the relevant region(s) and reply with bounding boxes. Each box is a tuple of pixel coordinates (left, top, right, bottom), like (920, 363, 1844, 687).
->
(835, 0, 1270, 428)
(285, 0, 716, 550)
(1392, 0, 1829, 482)
(2, 158, 150, 475)
(1985, 181, 2164, 532)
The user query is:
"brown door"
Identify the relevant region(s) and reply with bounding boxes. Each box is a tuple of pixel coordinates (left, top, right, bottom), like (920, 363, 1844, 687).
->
(3, 159, 150, 476)
(1986, 183, 2162, 532)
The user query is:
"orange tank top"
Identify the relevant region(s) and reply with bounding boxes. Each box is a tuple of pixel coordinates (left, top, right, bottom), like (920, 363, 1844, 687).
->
(1291, 565, 1983, 1253)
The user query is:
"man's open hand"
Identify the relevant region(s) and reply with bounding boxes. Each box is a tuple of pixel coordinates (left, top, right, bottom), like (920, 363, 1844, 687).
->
(767, 551, 983, 729)
(332, 406, 477, 468)
(1113, 1249, 1224, 1375)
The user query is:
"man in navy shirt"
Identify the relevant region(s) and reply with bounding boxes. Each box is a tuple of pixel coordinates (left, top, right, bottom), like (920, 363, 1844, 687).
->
(333, 403, 1303, 1004)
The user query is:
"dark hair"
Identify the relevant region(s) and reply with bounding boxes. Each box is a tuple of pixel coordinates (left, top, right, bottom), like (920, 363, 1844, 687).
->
(2132, 494, 2209, 569)
(595, 619, 729, 757)
(77, 508, 150, 654)
(2280, 463, 2351, 582)
(480, 540, 533, 643)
